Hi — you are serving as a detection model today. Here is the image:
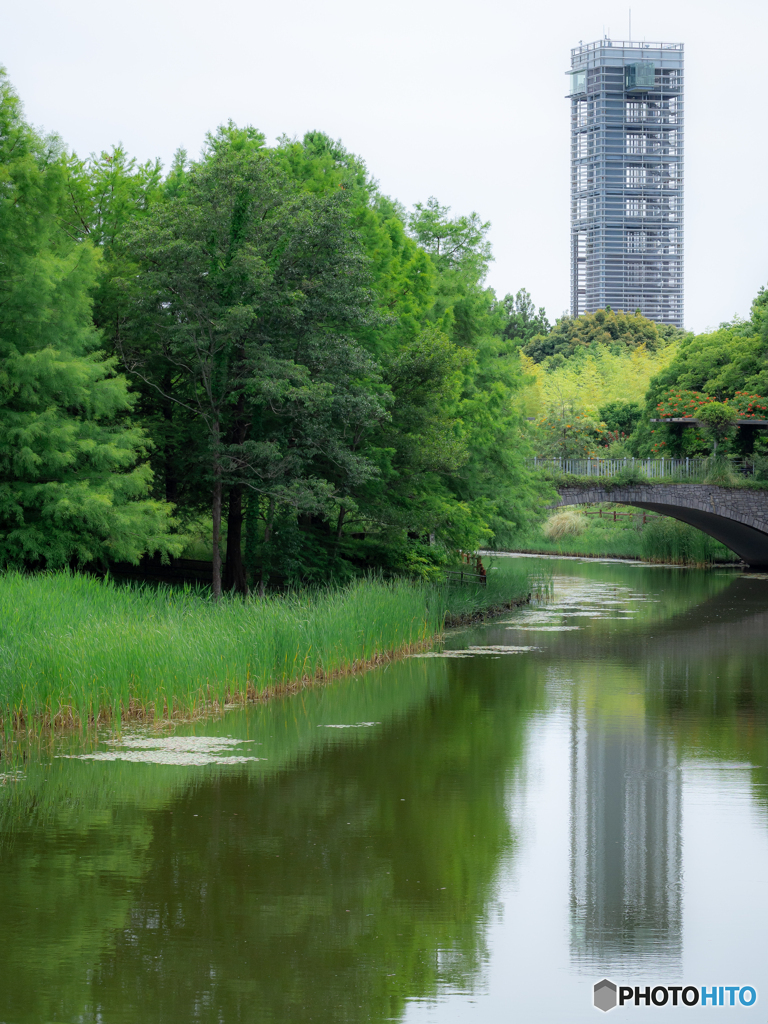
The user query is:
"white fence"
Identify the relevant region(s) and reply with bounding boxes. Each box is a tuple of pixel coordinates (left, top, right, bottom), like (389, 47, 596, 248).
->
(527, 457, 712, 479)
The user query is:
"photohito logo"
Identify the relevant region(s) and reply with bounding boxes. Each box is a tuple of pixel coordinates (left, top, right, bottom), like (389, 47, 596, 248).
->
(593, 980, 758, 1011)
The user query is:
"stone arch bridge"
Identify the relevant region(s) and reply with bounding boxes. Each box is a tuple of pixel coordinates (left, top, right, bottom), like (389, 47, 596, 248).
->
(552, 484, 768, 568)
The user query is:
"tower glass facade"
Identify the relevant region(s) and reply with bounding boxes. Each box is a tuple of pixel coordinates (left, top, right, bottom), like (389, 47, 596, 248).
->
(568, 40, 684, 326)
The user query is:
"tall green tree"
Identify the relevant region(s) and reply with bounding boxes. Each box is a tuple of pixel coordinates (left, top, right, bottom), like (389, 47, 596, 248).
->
(121, 125, 388, 596)
(499, 288, 550, 343)
(0, 69, 178, 569)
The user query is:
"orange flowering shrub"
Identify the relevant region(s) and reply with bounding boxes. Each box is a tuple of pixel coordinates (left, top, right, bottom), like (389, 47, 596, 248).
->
(655, 389, 715, 419)
(730, 392, 768, 419)
(655, 388, 768, 421)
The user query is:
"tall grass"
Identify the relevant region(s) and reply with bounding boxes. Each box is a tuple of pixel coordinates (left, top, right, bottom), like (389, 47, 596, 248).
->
(504, 506, 735, 565)
(0, 564, 531, 731)
(542, 510, 586, 541)
(638, 517, 732, 566)
(442, 559, 535, 622)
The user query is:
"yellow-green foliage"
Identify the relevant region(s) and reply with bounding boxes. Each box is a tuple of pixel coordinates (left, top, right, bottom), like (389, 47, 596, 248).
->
(520, 345, 678, 420)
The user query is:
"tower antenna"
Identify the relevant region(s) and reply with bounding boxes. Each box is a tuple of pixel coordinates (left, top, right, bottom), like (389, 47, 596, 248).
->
(629, 9, 632, 41)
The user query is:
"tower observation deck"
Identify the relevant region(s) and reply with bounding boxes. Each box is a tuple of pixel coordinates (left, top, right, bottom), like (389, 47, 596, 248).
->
(568, 39, 684, 326)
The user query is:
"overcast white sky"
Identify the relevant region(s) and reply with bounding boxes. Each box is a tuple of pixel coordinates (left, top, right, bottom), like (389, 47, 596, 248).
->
(4, 0, 767, 332)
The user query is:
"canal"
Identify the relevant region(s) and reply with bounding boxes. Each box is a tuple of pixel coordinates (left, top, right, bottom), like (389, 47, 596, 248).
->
(1, 557, 767, 1021)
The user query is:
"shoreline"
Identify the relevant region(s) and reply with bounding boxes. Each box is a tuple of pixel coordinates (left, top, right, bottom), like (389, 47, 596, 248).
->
(3, 589, 532, 739)
(481, 549, 742, 568)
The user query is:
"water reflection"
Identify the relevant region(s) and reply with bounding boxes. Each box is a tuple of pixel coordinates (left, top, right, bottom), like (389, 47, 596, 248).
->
(3, 562, 768, 1022)
(569, 701, 682, 970)
(0, 658, 543, 1024)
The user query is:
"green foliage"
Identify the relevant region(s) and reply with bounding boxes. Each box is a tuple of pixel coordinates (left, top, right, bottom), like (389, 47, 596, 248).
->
(696, 401, 736, 444)
(264, 137, 549, 563)
(542, 509, 586, 540)
(639, 291, 768, 458)
(499, 288, 551, 343)
(639, 516, 733, 565)
(0, 565, 531, 728)
(442, 557, 534, 621)
(0, 59, 547, 590)
(534, 410, 607, 458)
(522, 307, 668, 363)
(653, 387, 714, 418)
(731, 391, 768, 418)
(407, 196, 492, 281)
(703, 454, 740, 486)
(604, 466, 649, 487)
(521, 344, 676, 425)
(0, 68, 179, 570)
(599, 400, 643, 435)
(120, 128, 388, 595)
(645, 299, 768, 410)
(507, 506, 734, 564)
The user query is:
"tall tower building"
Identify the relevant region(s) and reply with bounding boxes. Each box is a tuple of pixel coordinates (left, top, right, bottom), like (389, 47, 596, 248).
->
(568, 40, 684, 326)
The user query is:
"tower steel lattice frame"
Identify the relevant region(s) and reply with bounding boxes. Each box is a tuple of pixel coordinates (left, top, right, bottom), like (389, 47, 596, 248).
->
(568, 39, 684, 326)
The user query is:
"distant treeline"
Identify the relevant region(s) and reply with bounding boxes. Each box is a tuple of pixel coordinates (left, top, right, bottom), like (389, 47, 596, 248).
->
(522, 293, 768, 467)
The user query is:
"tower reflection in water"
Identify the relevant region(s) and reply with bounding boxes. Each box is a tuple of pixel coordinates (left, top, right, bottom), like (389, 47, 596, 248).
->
(569, 694, 682, 972)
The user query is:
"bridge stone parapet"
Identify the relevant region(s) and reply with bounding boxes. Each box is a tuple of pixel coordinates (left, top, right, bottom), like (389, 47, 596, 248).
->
(552, 484, 768, 567)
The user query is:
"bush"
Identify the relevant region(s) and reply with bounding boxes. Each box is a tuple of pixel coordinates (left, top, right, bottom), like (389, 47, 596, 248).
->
(542, 509, 586, 540)
(598, 400, 642, 435)
(605, 466, 649, 487)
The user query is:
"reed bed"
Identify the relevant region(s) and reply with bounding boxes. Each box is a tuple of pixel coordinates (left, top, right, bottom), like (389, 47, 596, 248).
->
(505, 508, 734, 565)
(638, 517, 733, 566)
(0, 564, 532, 732)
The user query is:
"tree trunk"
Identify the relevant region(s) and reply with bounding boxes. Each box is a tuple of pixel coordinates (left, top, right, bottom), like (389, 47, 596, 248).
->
(223, 486, 248, 594)
(211, 425, 223, 601)
(259, 497, 275, 598)
(332, 505, 347, 562)
(335, 505, 347, 543)
(162, 384, 178, 504)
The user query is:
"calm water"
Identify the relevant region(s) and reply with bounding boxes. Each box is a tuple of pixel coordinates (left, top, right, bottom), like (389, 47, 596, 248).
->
(2, 558, 768, 1022)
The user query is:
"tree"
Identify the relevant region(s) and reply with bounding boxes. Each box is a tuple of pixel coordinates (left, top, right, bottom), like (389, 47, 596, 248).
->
(499, 289, 550, 343)
(121, 125, 388, 597)
(0, 69, 179, 570)
(408, 197, 492, 280)
(635, 285, 768, 457)
(695, 401, 736, 453)
(253, 144, 547, 561)
(598, 400, 643, 435)
(533, 410, 607, 460)
(522, 307, 668, 363)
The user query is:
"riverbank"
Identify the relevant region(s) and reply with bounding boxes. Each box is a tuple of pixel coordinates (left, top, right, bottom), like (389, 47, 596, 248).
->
(505, 509, 735, 566)
(0, 561, 533, 733)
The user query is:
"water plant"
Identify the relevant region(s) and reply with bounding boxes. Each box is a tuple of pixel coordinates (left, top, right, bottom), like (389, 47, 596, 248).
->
(0, 564, 531, 732)
(639, 516, 732, 566)
(504, 505, 734, 566)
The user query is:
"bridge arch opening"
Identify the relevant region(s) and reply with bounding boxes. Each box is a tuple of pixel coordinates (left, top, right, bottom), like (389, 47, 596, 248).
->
(550, 490, 768, 569)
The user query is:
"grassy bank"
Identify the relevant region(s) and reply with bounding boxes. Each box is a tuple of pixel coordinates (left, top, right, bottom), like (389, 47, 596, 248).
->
(0, 561, 532, 732)
(506, 508, 735, 565)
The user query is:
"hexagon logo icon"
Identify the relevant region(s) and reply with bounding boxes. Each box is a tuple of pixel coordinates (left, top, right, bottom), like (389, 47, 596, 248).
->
(594, 979, 618, 1012)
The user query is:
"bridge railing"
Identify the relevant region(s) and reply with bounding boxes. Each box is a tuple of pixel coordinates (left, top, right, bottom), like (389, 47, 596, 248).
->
(526, 456, 716, 479)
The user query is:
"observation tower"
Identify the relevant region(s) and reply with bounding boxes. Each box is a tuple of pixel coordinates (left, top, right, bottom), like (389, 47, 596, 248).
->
(568, 39, 684, 326)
